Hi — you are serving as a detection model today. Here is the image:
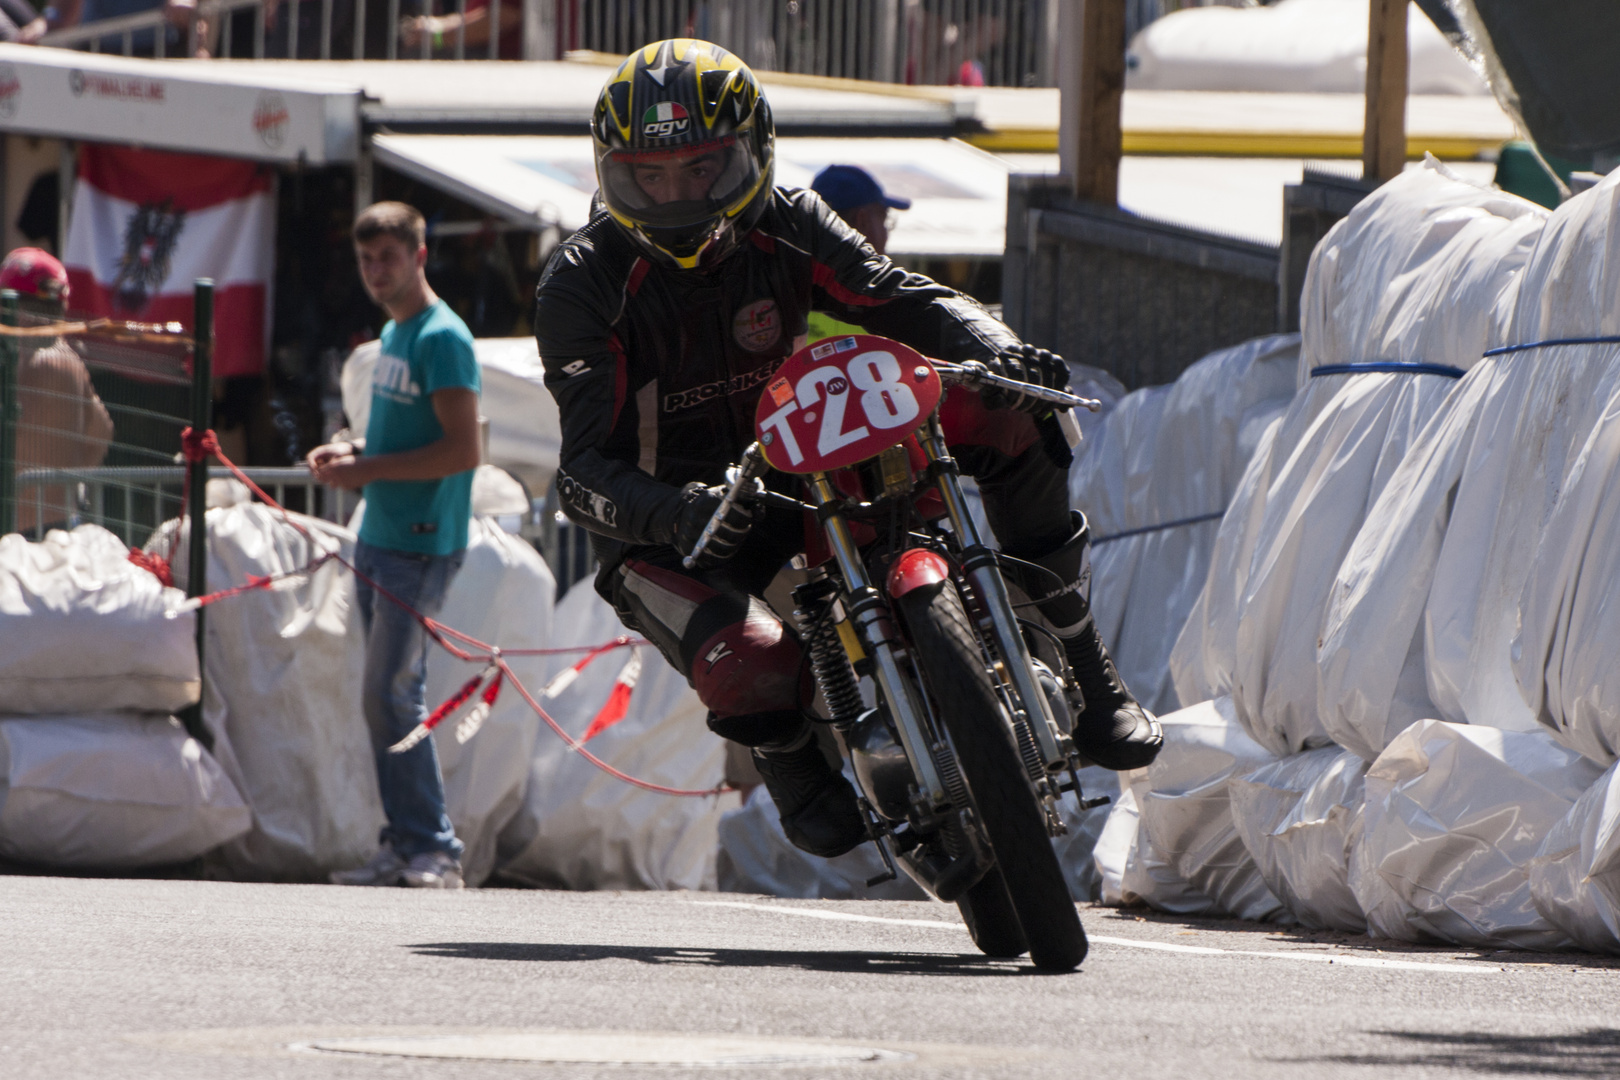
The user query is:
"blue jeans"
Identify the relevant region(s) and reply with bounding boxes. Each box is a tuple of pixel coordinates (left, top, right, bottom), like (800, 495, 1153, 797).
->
(354, 540, 467, 860)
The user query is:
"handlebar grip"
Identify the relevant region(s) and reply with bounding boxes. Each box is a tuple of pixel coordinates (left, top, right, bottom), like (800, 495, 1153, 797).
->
(682, 442, 765, 569)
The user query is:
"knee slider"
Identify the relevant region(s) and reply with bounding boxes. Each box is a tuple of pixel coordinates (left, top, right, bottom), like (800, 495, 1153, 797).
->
(689, 607, 805, 719)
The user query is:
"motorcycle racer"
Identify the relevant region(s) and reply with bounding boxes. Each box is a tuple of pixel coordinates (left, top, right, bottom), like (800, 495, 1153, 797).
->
(534, 39, 1160, 858)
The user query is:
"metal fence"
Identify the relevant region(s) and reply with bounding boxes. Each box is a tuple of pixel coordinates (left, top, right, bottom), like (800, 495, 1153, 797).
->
(566, 0, 1056, 86)
(39, 0, 1064, 84)
(0, 301, 199, 541)
(14, 465, 355, 546)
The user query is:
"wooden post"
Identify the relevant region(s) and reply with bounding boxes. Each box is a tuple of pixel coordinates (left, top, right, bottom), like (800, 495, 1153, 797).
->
(1362, 0, 1408, 182)
(1059, 0, 1125, 206)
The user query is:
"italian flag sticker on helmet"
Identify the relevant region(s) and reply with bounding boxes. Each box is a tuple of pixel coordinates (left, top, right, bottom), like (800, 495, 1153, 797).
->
(642, 101, 691, 137)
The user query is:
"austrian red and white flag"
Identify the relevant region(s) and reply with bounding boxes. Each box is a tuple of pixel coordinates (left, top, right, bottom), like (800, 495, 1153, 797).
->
(63, 144, 274, 378)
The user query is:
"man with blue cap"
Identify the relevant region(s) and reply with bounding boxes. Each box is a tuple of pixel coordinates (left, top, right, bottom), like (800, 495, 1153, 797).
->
(806, 164, 912, 344)
(811, 164, 911, 259)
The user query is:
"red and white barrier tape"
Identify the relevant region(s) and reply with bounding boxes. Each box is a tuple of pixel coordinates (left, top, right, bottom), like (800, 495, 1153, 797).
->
(132, 428, 732, 800)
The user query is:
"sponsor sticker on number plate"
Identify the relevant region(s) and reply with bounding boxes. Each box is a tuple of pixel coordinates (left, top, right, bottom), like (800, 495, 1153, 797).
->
(767, 375, 794, 407)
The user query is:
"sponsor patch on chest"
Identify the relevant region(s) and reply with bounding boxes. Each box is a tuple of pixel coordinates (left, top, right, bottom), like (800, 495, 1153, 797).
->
(662, 364, 775, 413)
(732, 298, 782, 353)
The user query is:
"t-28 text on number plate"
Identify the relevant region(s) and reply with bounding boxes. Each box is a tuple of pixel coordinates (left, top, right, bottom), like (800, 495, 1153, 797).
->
(754, 334, 943, 474)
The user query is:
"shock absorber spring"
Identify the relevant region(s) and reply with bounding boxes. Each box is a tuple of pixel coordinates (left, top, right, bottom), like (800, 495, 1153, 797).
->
(793, 580, 865, 726)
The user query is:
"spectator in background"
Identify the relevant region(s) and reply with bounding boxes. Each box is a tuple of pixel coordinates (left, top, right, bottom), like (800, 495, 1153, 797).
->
(2, 0, 47, 43)
(907, 0, 1004, 85)
(0, 248, 114, 538)
(399, 0, 521, 59)
(308, 202, 481, 890)
(805, 164, 911, 343)
(45, 0, 211, 56)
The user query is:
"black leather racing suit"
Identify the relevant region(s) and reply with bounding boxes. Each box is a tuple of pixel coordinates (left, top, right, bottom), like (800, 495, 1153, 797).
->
(534, 187, 1071, 743)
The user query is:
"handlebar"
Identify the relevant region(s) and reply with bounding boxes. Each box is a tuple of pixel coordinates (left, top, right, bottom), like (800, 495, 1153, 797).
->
(934, 361, 1104, 413)
(684, 361, 1100, 567)
(682, 442, 768, 569)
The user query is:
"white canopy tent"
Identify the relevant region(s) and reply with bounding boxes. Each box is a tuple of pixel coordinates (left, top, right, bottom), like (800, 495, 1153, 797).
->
(371, 134, 1017, 259)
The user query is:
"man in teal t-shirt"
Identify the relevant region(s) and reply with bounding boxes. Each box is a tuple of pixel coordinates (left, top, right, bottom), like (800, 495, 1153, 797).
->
(307, 201, 481, 890)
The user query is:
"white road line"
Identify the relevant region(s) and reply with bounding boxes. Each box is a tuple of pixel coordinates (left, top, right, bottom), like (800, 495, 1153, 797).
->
(689, 901, 1499, 975)
(692, 901, 972, 930)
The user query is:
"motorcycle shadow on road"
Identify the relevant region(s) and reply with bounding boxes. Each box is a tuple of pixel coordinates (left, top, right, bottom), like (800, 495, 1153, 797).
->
(408, 942, 1060, 977)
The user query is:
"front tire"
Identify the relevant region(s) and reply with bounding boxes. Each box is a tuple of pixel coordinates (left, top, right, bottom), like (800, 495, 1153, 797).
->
(897, 580, 1087, 971)
(956, 867, 1029, 958)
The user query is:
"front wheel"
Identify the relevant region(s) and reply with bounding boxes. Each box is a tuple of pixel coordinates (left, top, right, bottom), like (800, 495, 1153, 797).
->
(956, 867, 1028, 959)
(896, 580, 1087, 971)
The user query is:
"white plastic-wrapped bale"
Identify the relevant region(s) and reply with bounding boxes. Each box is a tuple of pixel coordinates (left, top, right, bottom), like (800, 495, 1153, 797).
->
(1352, 719, 1601, 948)
(1093, 769, 1217, 913)
(0, 525, 199, 715)
(1228, 747, 1368, 932)
(1050, 766, 1124, 902)
(1170, 416, 1283, 707)
(1323, 170, 1620, 762)
(1226, 162, 1545, 757)
(425, 516, 554, 886)
(1127, 0, 1487, 95)
(1529, 763, 1620, 954)
(496, 583, 733, 891)
(0, 713, 249, 869)
(1514, 358, 1620, 768)
(172, 503, 550, 884)
(1136, 697, 1288, 921)
(1072, 334, 1298, 714)
(163, 504, 382, 881)
(1313, 371, 1497, 761)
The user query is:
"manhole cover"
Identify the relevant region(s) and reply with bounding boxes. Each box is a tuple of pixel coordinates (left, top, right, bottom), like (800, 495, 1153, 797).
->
(302, 1031, 913, 1067)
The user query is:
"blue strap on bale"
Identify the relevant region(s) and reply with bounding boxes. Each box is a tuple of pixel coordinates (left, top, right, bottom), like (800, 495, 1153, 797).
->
(1310, 361, 1467, 378)
(1483, 335, 1620, 357)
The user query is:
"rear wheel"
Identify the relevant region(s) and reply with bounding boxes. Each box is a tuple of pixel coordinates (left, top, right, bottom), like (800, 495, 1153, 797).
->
(897, 580, 1087, 971)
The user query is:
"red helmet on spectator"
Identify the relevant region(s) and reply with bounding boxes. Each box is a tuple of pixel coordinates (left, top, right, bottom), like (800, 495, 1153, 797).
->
(0, 247, 69, 303)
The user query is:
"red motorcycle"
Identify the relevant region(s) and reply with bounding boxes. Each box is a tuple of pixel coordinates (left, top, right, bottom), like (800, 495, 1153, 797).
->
(686, 335, 1106, 971)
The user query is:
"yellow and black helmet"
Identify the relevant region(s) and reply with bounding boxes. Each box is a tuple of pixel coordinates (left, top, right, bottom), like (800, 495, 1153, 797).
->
(591, 39, 775, 270)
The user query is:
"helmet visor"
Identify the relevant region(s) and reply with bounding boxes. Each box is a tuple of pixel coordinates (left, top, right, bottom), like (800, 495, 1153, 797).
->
(598, 134, 762, 233)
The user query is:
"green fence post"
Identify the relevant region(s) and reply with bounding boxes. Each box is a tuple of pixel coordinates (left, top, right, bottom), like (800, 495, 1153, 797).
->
(0, 290, 17, 537)
(180, 279, 214, 749)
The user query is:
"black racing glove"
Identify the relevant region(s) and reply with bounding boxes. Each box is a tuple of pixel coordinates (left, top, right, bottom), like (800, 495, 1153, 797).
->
(672, 482, 756, 569)
(980, 343, 1071, 415)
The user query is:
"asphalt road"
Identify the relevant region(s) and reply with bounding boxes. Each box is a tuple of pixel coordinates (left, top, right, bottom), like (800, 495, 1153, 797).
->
(3, 876, 1618, 1079)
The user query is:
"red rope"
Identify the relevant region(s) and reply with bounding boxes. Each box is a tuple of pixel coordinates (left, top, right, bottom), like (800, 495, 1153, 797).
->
(166, 428, 730, 799)
(500, 656, 729, 799)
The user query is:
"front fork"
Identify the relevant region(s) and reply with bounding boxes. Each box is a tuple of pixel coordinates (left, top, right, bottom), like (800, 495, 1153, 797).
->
(804, 474, 961, 825)
(915, 414, 1074, 794)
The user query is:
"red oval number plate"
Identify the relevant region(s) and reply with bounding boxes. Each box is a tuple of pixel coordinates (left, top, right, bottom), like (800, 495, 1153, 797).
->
(754, 334, 942, 474)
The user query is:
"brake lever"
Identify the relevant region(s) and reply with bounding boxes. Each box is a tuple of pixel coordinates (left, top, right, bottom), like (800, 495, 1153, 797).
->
(936, 360, 1104, 413)
(683, 441, 767, 569)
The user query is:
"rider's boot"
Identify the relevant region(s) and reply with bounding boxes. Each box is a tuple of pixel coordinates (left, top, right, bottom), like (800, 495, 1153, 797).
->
(1017, 511, 1162, 771)
(751, 719, 867, 858)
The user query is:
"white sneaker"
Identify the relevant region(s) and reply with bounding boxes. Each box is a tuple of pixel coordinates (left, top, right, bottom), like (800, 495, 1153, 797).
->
(329, 846, 406, 886)
(401, 850, 464, 890)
